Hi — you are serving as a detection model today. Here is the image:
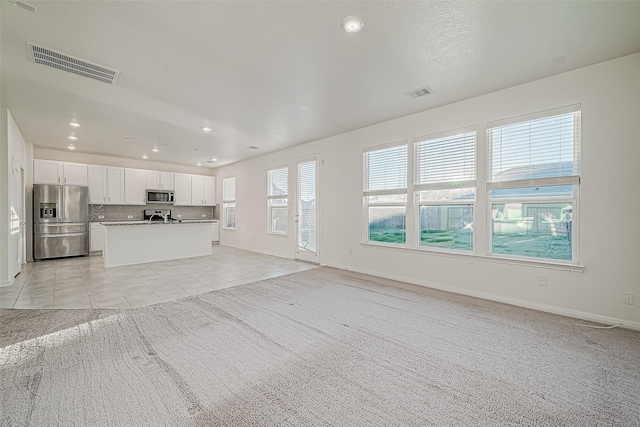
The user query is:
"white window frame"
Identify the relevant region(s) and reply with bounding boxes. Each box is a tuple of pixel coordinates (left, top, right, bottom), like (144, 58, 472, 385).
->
(363, 140, 408, 246)
(414, 126, 477, 254)
(486, 104, 581, 264)
(267, 166, 288, 235)
(222, 176, 236, 230)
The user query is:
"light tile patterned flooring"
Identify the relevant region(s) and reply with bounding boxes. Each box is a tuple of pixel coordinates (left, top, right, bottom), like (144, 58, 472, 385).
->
(0, 246, 317, 310)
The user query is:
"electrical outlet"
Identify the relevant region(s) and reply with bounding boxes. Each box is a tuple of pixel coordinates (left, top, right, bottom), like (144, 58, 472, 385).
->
(202, 214, 206, 217)
(537, 275, 548, 287)
(177, 214, 182, 218)
(98, 215, 104, 219)
(623, 292, 635, 305)
(127, 214, 133, 219)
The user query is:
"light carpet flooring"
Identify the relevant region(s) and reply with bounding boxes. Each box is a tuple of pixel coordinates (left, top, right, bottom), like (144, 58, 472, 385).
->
(1, 267, 639, 426)
(0, 246, 316, 310)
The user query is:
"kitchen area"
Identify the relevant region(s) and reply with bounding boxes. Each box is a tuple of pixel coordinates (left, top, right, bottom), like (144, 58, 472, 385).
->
(33, 159, 220, 262)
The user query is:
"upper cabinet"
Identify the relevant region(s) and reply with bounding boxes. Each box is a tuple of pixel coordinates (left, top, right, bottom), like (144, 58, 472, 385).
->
(34, 159, 214, 206)
(34, 160, 88, 186)
(88, 166, 124, 204)
(190, 175, 216, 206)
(174, 173, 192, 206)
(204, 176, 215, 206)
(145, 171, 174, 190)
(124, 169, 146, 205)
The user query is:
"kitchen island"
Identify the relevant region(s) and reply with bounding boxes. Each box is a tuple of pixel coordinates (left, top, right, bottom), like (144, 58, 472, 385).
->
(101, 220, 215, 268)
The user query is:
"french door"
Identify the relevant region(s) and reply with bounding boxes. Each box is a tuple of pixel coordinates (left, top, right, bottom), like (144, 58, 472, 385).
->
(295, 155, 319, 263)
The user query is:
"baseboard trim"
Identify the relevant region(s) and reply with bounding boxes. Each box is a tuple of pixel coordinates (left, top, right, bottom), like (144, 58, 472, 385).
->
(326, 263, 640, 332)
(0, 277, 16, 288)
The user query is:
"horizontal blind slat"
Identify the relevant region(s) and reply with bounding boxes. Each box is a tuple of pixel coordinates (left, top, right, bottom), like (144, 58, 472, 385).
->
(414, 131, 476, 186)
(488, 111, 580, 184)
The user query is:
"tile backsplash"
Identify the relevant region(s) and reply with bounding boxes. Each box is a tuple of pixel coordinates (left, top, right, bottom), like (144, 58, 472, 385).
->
(90, 204, 215, 222)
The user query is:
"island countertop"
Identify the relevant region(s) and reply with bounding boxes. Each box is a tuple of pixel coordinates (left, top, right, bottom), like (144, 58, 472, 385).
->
(102, 220, 214, 267)
(100, 219, 218, 226)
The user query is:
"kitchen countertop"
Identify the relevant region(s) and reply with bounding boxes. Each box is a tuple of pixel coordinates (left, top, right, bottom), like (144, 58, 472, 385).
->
(100, 219, 218, 226)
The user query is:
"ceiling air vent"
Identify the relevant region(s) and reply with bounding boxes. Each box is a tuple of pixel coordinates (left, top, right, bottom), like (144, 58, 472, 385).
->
(406, 86, 431, 99)
(28, 42, 120, 86)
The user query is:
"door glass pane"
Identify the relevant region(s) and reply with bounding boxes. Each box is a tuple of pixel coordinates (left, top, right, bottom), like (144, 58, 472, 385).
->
(298, 161, 316, 252)
(491, 202, 573, 261)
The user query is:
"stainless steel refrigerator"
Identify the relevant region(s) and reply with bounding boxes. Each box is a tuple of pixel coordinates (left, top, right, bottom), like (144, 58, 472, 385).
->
(33, 184, 89, 260)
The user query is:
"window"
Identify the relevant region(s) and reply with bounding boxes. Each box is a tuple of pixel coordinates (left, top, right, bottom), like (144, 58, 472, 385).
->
(267, 167, 288, 234)
(487, 105, 580, 262)
(363, 142, 408, 245)
(414, 128, 476, 252)
(222, 177, 236, 229)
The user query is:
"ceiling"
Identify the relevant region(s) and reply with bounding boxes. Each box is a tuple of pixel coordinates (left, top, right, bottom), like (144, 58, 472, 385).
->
(2, 1, 640, 168)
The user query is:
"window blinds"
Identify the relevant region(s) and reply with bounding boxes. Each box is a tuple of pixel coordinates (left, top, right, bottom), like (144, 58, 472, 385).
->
(487, 107, 580, 187)
(363, 143, 407, 194)
(268, 168, 288, 197)
(414, 130, 476, 190)
(223, 177, 236, 201)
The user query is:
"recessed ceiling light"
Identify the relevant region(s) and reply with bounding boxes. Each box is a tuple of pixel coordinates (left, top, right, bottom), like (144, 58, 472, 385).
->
(342, 15, 364, 33)
(142, 154, 148, 159)
(69, 122, 80, 127)
(68, 135, 77, 140)
(196, 161, 202, 166)
(152, 147, 159, 153)
(67, 144, 75, 150)
(211, 158, 217, 162)
(202, 127, 211, 132)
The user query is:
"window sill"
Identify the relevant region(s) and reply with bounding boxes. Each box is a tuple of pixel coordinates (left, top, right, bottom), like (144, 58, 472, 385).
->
(222, 227, 235, 231)
(360, 242, 586, 273)
(267, 231, 288, 236)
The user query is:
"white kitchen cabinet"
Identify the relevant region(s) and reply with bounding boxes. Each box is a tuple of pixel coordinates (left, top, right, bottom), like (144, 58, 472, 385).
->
(34, 160, 63, 184)
(189, 175, 216, 206)
(106, 168, 124, 204)
(90, 222, 105, 252)
(63, 163, 89, 186)
(146, 171, 174, 190)
(211, 220, 219, 242)
(174, 173, 192, 206)
(190, 175, 205, 205)
(88, 165, 107, 203)
(204, 176, 216, 206)
(89, 166, 124, 204)
(124, 169, 146, 205)
(34, 160, 88, 186)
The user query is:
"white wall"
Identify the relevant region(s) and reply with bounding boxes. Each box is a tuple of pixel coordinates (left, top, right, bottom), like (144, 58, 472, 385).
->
(33, 147, 214, 176)
(215, 53, 640, 329)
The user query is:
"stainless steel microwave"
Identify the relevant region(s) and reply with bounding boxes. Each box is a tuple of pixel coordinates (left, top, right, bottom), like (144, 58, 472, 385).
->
(146, 189, 175, 204)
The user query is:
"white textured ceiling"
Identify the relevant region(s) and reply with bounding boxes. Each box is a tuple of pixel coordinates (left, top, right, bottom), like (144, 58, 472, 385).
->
(2, 1, 640, 168)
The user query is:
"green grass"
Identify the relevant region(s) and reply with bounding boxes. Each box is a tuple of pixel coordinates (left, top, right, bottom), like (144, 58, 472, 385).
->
(492, 233, 571, 261)
(420, 230, 472, 250)
(369, 227, 571, 261)
(369, 229, 406, 244)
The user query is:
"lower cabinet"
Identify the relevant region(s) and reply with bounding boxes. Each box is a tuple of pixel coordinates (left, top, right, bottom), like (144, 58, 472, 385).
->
(211, 220, 219, 243)
(90, 223, 105, 252)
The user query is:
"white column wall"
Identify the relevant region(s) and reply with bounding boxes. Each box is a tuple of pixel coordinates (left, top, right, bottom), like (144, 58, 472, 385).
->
(216, 53, 640, 328)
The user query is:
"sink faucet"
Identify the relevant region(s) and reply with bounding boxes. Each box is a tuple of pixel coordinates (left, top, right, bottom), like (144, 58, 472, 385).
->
(148, 212, 170, 223)
(148, 213, 167, 223)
